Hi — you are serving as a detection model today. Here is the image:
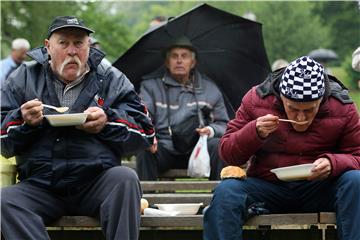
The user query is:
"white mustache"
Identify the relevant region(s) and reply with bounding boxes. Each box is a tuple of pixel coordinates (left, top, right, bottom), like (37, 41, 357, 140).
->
(59, 56, 82, 77)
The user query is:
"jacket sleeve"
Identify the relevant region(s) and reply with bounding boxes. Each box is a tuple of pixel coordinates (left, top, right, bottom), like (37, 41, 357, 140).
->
(219, 89, 265, 166)
(1, 65, 44, 158)
(208, 87, 229, 138)
(96, 69, 155, 155)
(322, 104, 360, 177)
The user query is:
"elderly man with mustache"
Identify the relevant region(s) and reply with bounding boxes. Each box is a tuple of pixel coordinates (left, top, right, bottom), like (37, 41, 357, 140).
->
(1, 16, 154, 240)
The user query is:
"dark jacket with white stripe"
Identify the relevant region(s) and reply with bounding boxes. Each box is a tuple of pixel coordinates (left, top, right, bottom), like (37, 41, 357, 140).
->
(1, 47, 154, 190)
(140, 69, 229, 153)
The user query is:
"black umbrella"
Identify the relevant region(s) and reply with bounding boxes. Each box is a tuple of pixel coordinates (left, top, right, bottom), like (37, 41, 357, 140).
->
(113, 3, 270, 117)
(308, 48, 338, 63)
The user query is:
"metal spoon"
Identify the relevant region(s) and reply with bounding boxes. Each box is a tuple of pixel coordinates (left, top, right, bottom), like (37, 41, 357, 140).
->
(42, 104, 69, 113)
(278, 119, 309, 125)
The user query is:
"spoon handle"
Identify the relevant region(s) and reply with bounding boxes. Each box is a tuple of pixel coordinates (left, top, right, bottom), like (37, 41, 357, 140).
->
(278, 119, 307, 125)
(42, 104, 57, 110)
(42, 104, 69, 113)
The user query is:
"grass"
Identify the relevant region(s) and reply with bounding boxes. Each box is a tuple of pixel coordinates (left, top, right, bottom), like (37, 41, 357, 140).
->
(350, 91, 360, 111)
(330, 67, 360, 111)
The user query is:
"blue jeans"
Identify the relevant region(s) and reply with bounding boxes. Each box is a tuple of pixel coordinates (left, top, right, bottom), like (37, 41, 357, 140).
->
(203, 170, 360, 240)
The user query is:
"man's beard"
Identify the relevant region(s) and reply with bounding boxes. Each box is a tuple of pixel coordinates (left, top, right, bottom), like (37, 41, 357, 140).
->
(59, 56, 82, 78)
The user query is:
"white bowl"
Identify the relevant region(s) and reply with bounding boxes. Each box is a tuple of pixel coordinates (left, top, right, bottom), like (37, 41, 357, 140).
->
(270, 163, 315, 181)
(155, 203, 203, 215)
(45, 113, 88, 127)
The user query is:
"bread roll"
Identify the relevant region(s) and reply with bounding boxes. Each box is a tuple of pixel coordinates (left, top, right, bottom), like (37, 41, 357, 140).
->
(220, 166, 246, 180)
(141, 198, 149, 214)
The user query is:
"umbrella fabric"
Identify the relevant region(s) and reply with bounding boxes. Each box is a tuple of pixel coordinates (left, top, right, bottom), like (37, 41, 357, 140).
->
(113, 3, 270, 117)
(308, 48, 338, 62)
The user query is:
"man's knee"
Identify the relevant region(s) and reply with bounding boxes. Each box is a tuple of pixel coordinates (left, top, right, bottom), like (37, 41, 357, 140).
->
(1, 185, 22, 205)
(213, 179, 247, 200)
(105, 166, 139, 183)
(1, 187, 13, 209)
(338, 170, 360, 189)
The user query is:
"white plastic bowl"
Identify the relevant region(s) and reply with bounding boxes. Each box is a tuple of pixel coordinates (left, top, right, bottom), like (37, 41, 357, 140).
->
(155, 203, 203, 215)
(45, 113, 88, 127)
(270, 163, 315, 181)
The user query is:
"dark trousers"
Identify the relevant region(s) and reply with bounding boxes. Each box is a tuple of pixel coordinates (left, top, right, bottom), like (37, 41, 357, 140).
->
(1, 166, 141, 240)
(136, 138, 224, 180)
(203, 170, 360, 240)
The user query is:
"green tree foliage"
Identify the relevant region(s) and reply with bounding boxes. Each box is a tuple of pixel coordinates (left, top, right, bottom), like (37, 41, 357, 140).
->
(0, 1, 131, 62)
(313, 1, 360, 59)
(78, 2, 131, 63)
(1, 1, 82, 57)
(209, 1, 332, 63)
(1, 1, 358, 71)
(313, 1, 360, 87)
(117, 1, 200, 41)
(120, 1, 334, 64)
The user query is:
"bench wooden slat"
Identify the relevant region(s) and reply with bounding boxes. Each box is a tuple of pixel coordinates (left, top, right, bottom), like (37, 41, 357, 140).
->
(141, 181, 218, 191)
(51, 216, 99, 227)
(319, 212, 336, 224)
(141, 215, 203, 228)
(143, 193, 212, 205)
(245, 213, 319, 226)
(50, 213, 331, 229)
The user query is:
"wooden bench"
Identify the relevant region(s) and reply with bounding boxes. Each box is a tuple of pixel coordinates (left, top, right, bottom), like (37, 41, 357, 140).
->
(48, 213, 337, 240)
(123, 160, 189, 179)
(47, 181, 337, 240)
(50, 212, 336, 229)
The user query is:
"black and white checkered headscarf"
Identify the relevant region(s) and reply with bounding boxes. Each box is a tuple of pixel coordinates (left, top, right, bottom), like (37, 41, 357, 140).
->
(280, 56, 325, 102)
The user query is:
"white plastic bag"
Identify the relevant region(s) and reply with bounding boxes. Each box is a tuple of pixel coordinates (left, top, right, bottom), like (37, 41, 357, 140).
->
(187, 135, 210, 178)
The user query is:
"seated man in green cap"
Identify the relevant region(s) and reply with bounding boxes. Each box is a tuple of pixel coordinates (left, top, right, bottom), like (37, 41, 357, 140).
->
(136, 36, 229, 180)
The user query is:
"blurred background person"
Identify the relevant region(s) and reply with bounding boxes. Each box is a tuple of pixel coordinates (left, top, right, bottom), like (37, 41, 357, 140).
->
(352, 46, 360, 89)
(0, 38, 30, 85)
(352, 46, 360, 72)
(242, 11, 257, 21)
(90, 36, 112, 66)
(136, 36, 229, 180)
(149, 15, 167, 30)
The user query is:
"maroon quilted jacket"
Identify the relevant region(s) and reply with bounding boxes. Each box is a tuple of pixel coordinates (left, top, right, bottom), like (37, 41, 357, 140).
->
(220, 70, 360, 181)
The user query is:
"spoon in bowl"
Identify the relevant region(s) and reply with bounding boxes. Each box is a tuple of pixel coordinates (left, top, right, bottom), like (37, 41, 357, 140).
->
(278, 119, 309, 125)
(42, 104, 69, 113)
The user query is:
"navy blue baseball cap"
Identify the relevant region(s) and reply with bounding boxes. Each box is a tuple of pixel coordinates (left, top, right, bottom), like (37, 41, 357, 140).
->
(47, 16, 94, 38)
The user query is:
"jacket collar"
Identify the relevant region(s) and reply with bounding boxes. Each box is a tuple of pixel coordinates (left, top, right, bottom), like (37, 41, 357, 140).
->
(162, 68, 204, 92)
(26, 46, 105, 69)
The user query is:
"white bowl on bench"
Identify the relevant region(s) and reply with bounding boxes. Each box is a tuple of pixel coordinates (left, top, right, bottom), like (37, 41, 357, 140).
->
(155, 203, 203, 215)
